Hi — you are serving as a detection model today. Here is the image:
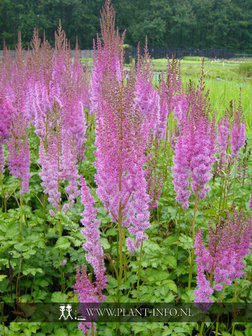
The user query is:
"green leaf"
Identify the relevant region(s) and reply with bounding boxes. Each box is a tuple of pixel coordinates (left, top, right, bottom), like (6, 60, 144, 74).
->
(166, 256, 177, 268)
(51, 292, 68, 303)
(55, 237, 71, 250)
(54, 328, 68, 336)
(164, 279, 177, 292)
(0, 275, 7, 282)
(100, 237, 110, 250)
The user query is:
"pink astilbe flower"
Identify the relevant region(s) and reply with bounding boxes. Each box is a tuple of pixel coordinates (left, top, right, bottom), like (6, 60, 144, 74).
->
(249, 195, 252, 208)
(79, 176, 107, 286)
(0, 144, 4, 174)
(60, 134, 80, 212)
(190, 116, 216, 200)
(194, 230, 214, 303)
(231, 101, 246, 156)
(0, 47, 16, 144)
(172, 124, 191, 209)
(92, 1, 151, 251)
(73, 177, 107, 335)
(126, 165, 151, 252)
(0, 35, 31, 193)
(38, 137, 61, 215)
(217, 113, 230, 167)
(89, 0, 123, 115)
(157, 74, 169, 139)
(172, 68, 216, 208)
(25, 28, 87, 212)
(38, 129, 80, 215)
(194, 211, 252, 303)
(8, 128, 30, 194)
(172, 93, 189, 129)
(134, 43, 160, 135)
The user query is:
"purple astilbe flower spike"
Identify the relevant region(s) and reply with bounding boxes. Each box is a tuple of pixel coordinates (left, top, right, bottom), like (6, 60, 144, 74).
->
(194, 211, 252, 303)
(79, 176, 107, 286)
(38, 137, 61, 215)
(60, 134, 80, 212)
(190, 116, 216, 200)
(89, 0, 123, 115)
(0, 144, 5, 174)
(157, 74, 169, 140)
(26, 27, 86, 212)
(231, 100, 246, 157)
(194, 230, 214, 303)
(172, 122, 191, 209)
(73, 177, 107, 335)
(91, 0, 151, 251)
(217, 113, 230, 168)
(8, 126, 30, 194)
(126, 164, 151, 252)
(172, 93, 189, 129)
(172, 65, 216, 207)
(134, 42, 160, 135)
(1, 34, 31, 193)
(249, 195, 252, 208)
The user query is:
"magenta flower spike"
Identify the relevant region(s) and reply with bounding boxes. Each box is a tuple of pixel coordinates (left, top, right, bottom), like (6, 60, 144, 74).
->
(231, 104, 246, 156)
(194, 211, 252, 303)
(73, 176, 107, 335)
(172, 71, 216, 207)
(217, 113, 230, 167)
(90, 0, 152, 251)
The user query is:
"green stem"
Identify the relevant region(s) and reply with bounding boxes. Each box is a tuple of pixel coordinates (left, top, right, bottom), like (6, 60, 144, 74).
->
(188, 250, 194, 292)
(0, 173, 6, 212)
(42, 193, 47, 240)
(188, 193, 199, 291)
(117, 201, 123, 302)
(136, 243, 143, 303)
(58, 217, 65, 293)
(91, 322, 95, 336)
(199, 321, 205, 336)
(215, 284, 226, 336)
(191, 193, 199, 243)
(19, 192, 23, 242)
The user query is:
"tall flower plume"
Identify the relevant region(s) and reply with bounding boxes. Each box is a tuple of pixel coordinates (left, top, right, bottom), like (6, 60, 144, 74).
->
(194, 210, 252, 303)
(91, 0, 152, 251)
(172, 67, 216, 208)
(73, 176, 107, 335)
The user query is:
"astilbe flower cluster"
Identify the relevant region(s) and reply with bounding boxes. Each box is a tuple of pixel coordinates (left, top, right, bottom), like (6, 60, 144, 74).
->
(216, 99, 246, 172)
(89, 0, 123, 115)
(73, 177, 107, 335)
(172, 71, 216, 208)
(25, 26, 88, 212)
(134, 44, 164, 209)
(134, 43, 160, 136)
(230, 101, 246, 157)
(91, 0, 152, 252)
(217, 112, 230, 168)
(0, 35, 31, 193)
(194, 210, 252, 303)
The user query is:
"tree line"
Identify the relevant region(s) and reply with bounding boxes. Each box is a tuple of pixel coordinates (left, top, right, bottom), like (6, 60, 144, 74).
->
(0, 0, 252, 53)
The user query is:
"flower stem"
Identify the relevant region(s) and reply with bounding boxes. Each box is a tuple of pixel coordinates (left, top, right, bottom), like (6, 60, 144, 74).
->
(19, 191, 23, 242)
(117, 201, 123, 302)
(199, 320, 205, 336)
(188, 193, 199, 291)
(91, 322, 95, 336)
(136, 243, 143, 303)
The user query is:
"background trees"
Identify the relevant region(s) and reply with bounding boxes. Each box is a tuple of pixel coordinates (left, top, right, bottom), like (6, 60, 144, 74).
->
(0, 0, 252, 52)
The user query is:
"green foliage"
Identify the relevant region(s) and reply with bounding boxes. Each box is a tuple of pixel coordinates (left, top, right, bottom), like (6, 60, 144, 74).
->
(238, 63, 252, 78)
